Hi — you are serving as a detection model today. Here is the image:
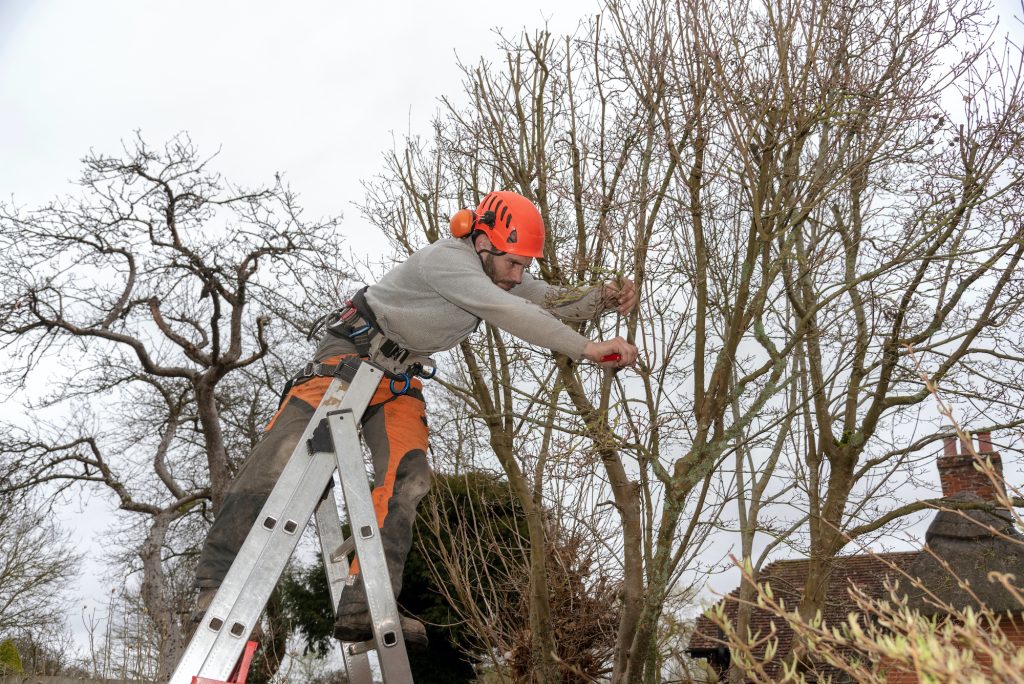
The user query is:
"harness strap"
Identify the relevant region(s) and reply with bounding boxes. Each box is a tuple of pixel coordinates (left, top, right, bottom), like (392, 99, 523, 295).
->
(323, 301, 374, 357)
(351, 286, 380, 329)
(284, 288, 436, 401)
(276, 356, 363, 410)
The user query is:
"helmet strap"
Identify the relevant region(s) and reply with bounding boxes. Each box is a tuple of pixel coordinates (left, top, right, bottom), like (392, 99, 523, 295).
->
(470, 232, 507, 262)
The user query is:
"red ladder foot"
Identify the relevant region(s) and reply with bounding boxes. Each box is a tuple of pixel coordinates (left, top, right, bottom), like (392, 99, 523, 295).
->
(191, 640, 259, 684)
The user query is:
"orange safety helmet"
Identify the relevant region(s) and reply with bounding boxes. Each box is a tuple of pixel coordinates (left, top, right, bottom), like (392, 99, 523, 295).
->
(449, 191, 545, 258)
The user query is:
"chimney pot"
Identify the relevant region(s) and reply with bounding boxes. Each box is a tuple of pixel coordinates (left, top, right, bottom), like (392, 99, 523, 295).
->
(977, 431, 993, 452)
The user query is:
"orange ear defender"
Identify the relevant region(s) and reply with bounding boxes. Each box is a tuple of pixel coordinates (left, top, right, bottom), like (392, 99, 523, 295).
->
(449, 208, 475, 238)
(450, 208, 498, 239)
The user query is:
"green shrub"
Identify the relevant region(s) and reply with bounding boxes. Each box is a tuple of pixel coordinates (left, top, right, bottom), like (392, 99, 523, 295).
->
(0, 639, 24, 675)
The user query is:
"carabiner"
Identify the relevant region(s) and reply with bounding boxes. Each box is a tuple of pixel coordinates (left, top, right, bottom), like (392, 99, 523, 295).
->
(390, 374, 411, 396)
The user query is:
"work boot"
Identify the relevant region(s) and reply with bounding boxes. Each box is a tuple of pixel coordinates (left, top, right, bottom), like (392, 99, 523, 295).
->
(189, 587, 218, 626)
(333, 612, 429, 649)
(334, 574, 427, 648)
(336, 575, 369, 617)
(184, 587, 218, 642)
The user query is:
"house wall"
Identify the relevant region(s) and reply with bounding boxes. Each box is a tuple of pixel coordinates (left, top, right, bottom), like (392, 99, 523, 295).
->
(883, 668, 918, 684)
(1007, 616, 1024, 648)
(881, 615, 1024, 684)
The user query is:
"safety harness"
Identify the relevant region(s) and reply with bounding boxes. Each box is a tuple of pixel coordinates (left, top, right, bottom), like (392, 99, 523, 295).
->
(282, 287, 436, 403)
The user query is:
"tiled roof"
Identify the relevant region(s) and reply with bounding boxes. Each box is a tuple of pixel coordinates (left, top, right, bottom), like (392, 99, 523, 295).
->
(688, 552, 921, 680)
(689, 496, 1024, 680)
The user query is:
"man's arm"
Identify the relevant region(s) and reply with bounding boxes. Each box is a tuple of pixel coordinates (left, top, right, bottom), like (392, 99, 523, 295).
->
(510, 274, 639, 321)
(418, 244, 639, 367)
(508, 273, 640, 368)
(582, 337, 639, 367)
(419, 256, 592, 359)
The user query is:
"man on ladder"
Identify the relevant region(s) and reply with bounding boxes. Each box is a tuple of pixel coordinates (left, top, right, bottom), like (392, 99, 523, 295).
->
(191, 190, 639, 649)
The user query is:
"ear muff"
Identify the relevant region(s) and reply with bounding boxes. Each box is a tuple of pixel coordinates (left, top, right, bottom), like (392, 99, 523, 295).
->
(450, 208, 475, 238)
(450, 208, 499, 238)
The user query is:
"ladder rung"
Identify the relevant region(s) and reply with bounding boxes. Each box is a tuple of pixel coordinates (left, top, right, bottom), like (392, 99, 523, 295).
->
(344, 626, 402, 657)
(347, 639, 375, 657)
(330, 536, 355, 563)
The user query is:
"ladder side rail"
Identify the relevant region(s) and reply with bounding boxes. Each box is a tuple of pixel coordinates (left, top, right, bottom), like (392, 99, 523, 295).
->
(328, 410, 414, 684)
(171, 424, 337, 683)
(314, 486, 373, 682)
(169, 364, 384, 684)
(189, 450, 334, 679)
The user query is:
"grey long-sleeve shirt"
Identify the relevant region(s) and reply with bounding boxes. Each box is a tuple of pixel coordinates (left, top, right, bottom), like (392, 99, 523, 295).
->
(364, 238, 605, 359)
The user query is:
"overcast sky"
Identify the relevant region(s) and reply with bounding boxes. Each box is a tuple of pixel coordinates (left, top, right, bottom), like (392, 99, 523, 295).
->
(0, 0, 599, 242)
(0, 0, 600, 652)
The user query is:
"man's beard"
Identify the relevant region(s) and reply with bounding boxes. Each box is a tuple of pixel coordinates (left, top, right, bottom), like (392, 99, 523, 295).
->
(481, 252, 514, 290)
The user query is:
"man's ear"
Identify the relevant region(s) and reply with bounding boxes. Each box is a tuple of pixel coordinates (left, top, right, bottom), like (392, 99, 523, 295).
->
(473, 233, 493, 251)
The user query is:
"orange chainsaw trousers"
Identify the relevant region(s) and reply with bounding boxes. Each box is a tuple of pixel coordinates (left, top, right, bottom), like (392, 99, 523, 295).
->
(195, 338, 431, 606)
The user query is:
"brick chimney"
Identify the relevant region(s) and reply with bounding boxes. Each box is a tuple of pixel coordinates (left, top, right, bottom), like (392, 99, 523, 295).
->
(937, 431, 1005, 500)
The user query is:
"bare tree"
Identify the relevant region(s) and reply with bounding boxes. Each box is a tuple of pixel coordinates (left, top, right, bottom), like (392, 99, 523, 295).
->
(362, 15, 728, 682)
(0, 133, 347, 679)
(0, 488, 79, 641)
(641, 0, 1024, 673)
(362, 0, 1024, 681)
(674, 0, 1024, 621)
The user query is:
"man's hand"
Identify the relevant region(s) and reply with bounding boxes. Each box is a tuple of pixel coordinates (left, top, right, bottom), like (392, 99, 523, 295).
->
(603, 278, 638, 314)
(583, 337, 638, 368)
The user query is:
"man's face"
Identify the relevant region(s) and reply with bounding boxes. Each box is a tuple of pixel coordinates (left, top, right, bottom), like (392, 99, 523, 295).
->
(481, 249, 532, 290)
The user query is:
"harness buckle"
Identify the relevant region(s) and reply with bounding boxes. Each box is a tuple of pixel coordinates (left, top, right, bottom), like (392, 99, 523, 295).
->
(339, 303, 359, 322)
(301, 362, 316, 378)
(366, 335, 435, 383)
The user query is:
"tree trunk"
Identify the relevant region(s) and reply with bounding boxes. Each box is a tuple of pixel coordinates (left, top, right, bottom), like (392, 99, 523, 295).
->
(799, 453, 855, 621)
(490, 435, 560, 683)
(195, 380, 230, 511)
(139, 512, 181, 682)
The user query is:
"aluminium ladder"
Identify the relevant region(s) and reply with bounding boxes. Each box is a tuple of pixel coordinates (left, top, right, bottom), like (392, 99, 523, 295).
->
(169, 360, 415, 684)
